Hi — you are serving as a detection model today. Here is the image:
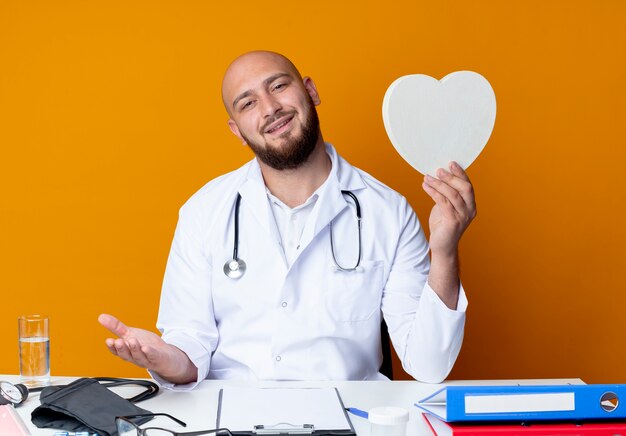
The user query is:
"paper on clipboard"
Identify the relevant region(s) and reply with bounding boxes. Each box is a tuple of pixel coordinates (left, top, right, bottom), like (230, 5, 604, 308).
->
(216, 387, 355, 434)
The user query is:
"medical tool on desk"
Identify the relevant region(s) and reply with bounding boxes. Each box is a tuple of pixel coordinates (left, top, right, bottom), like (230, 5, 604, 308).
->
(0, 380, 44, 407)
(223, 190, 362, 279)
(31, 377, 159, 435)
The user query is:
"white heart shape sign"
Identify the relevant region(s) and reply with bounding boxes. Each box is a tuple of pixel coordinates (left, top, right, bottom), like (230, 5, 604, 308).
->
(382, 71, 496, 176)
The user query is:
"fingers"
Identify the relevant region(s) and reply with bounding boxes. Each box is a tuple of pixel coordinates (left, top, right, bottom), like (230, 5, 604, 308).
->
(446, 162, 476, 211)
(104, 338, 118, 356)
(107, 338, 132, 360)
(98, 313, 130, 339)
(101, 317, 167, 370)
(422, 179, 456, 221)
(103, 337, 156, 368)
(423, 162, 476, 216)
(100, 313, 147, 366)
(423, 174, 466, 217)
(423, 173, 467, 220)
(448, 161, 470, 182)
(127, 337, 154, 367)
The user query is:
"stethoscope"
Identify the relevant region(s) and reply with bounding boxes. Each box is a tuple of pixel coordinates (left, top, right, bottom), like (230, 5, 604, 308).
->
(223, 190, 362, 279)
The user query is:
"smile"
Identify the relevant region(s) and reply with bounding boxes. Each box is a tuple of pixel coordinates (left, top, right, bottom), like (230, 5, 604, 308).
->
(265, 116, 294, 135)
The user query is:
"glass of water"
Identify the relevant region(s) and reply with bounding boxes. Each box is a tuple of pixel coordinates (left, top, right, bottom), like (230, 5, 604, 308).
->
(18, 314, 50, 387)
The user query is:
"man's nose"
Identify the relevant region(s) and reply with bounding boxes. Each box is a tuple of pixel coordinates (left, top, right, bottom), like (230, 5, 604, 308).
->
(259, 94, 282, 118)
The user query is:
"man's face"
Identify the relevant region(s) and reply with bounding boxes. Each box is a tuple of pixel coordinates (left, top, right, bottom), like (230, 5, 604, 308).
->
(222, 53, 322, 170)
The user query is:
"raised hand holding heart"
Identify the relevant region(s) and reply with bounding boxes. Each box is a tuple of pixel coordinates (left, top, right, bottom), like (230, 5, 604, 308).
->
(381, 72, 493, 300)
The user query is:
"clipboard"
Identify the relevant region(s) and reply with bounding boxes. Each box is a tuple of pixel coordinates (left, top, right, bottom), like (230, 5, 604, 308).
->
(216, 387, 356, 435)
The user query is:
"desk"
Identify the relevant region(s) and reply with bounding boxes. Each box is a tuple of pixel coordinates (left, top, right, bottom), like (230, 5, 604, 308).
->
(3, 375, 583, 435)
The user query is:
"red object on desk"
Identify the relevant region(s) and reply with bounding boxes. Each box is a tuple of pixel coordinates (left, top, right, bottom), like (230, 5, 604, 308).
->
(423, 413, 626, 435)
(0, 405, 30, 435)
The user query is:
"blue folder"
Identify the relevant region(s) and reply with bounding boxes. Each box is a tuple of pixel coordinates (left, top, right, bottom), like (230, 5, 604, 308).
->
(415, 384, 626, 422)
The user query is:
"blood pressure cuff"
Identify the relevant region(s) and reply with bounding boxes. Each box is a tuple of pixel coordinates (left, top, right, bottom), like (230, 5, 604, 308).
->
(31, 377, 158, 436)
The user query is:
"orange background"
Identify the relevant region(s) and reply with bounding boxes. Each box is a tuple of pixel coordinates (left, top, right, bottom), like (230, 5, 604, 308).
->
(1, 1, 625, 383)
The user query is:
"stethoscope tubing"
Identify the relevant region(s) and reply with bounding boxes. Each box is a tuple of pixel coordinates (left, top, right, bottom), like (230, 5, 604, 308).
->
(330, 190, 362, 271)
(233, 193, 242, 262)
(224, 190, 362, 278)
(223, 193, 247, 279)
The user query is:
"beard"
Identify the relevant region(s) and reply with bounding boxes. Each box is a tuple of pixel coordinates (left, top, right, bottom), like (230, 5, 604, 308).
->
(241, 102, 321, 171)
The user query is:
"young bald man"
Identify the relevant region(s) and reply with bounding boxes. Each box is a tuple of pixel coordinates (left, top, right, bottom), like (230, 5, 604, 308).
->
(99, 51, 475, 388)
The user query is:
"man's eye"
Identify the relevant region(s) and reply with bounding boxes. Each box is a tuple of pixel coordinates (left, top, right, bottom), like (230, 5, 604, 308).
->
(240, 101, 254, 110)
(273, 83, 286, 91)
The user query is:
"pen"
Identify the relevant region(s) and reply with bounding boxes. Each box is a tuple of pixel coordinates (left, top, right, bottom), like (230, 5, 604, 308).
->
(345, 407, 369, 419)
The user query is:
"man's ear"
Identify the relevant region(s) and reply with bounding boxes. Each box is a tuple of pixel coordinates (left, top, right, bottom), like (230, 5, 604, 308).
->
(303, 77, 321, 106)
(228, 119, 247, 145)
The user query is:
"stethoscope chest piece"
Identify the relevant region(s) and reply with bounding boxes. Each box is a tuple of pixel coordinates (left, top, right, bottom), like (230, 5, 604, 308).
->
(223, 258, 246, 279)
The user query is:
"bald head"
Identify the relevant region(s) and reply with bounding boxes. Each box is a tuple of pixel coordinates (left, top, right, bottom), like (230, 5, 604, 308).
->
(219, 50, 323, 171)
(221, 51, 303, 116)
